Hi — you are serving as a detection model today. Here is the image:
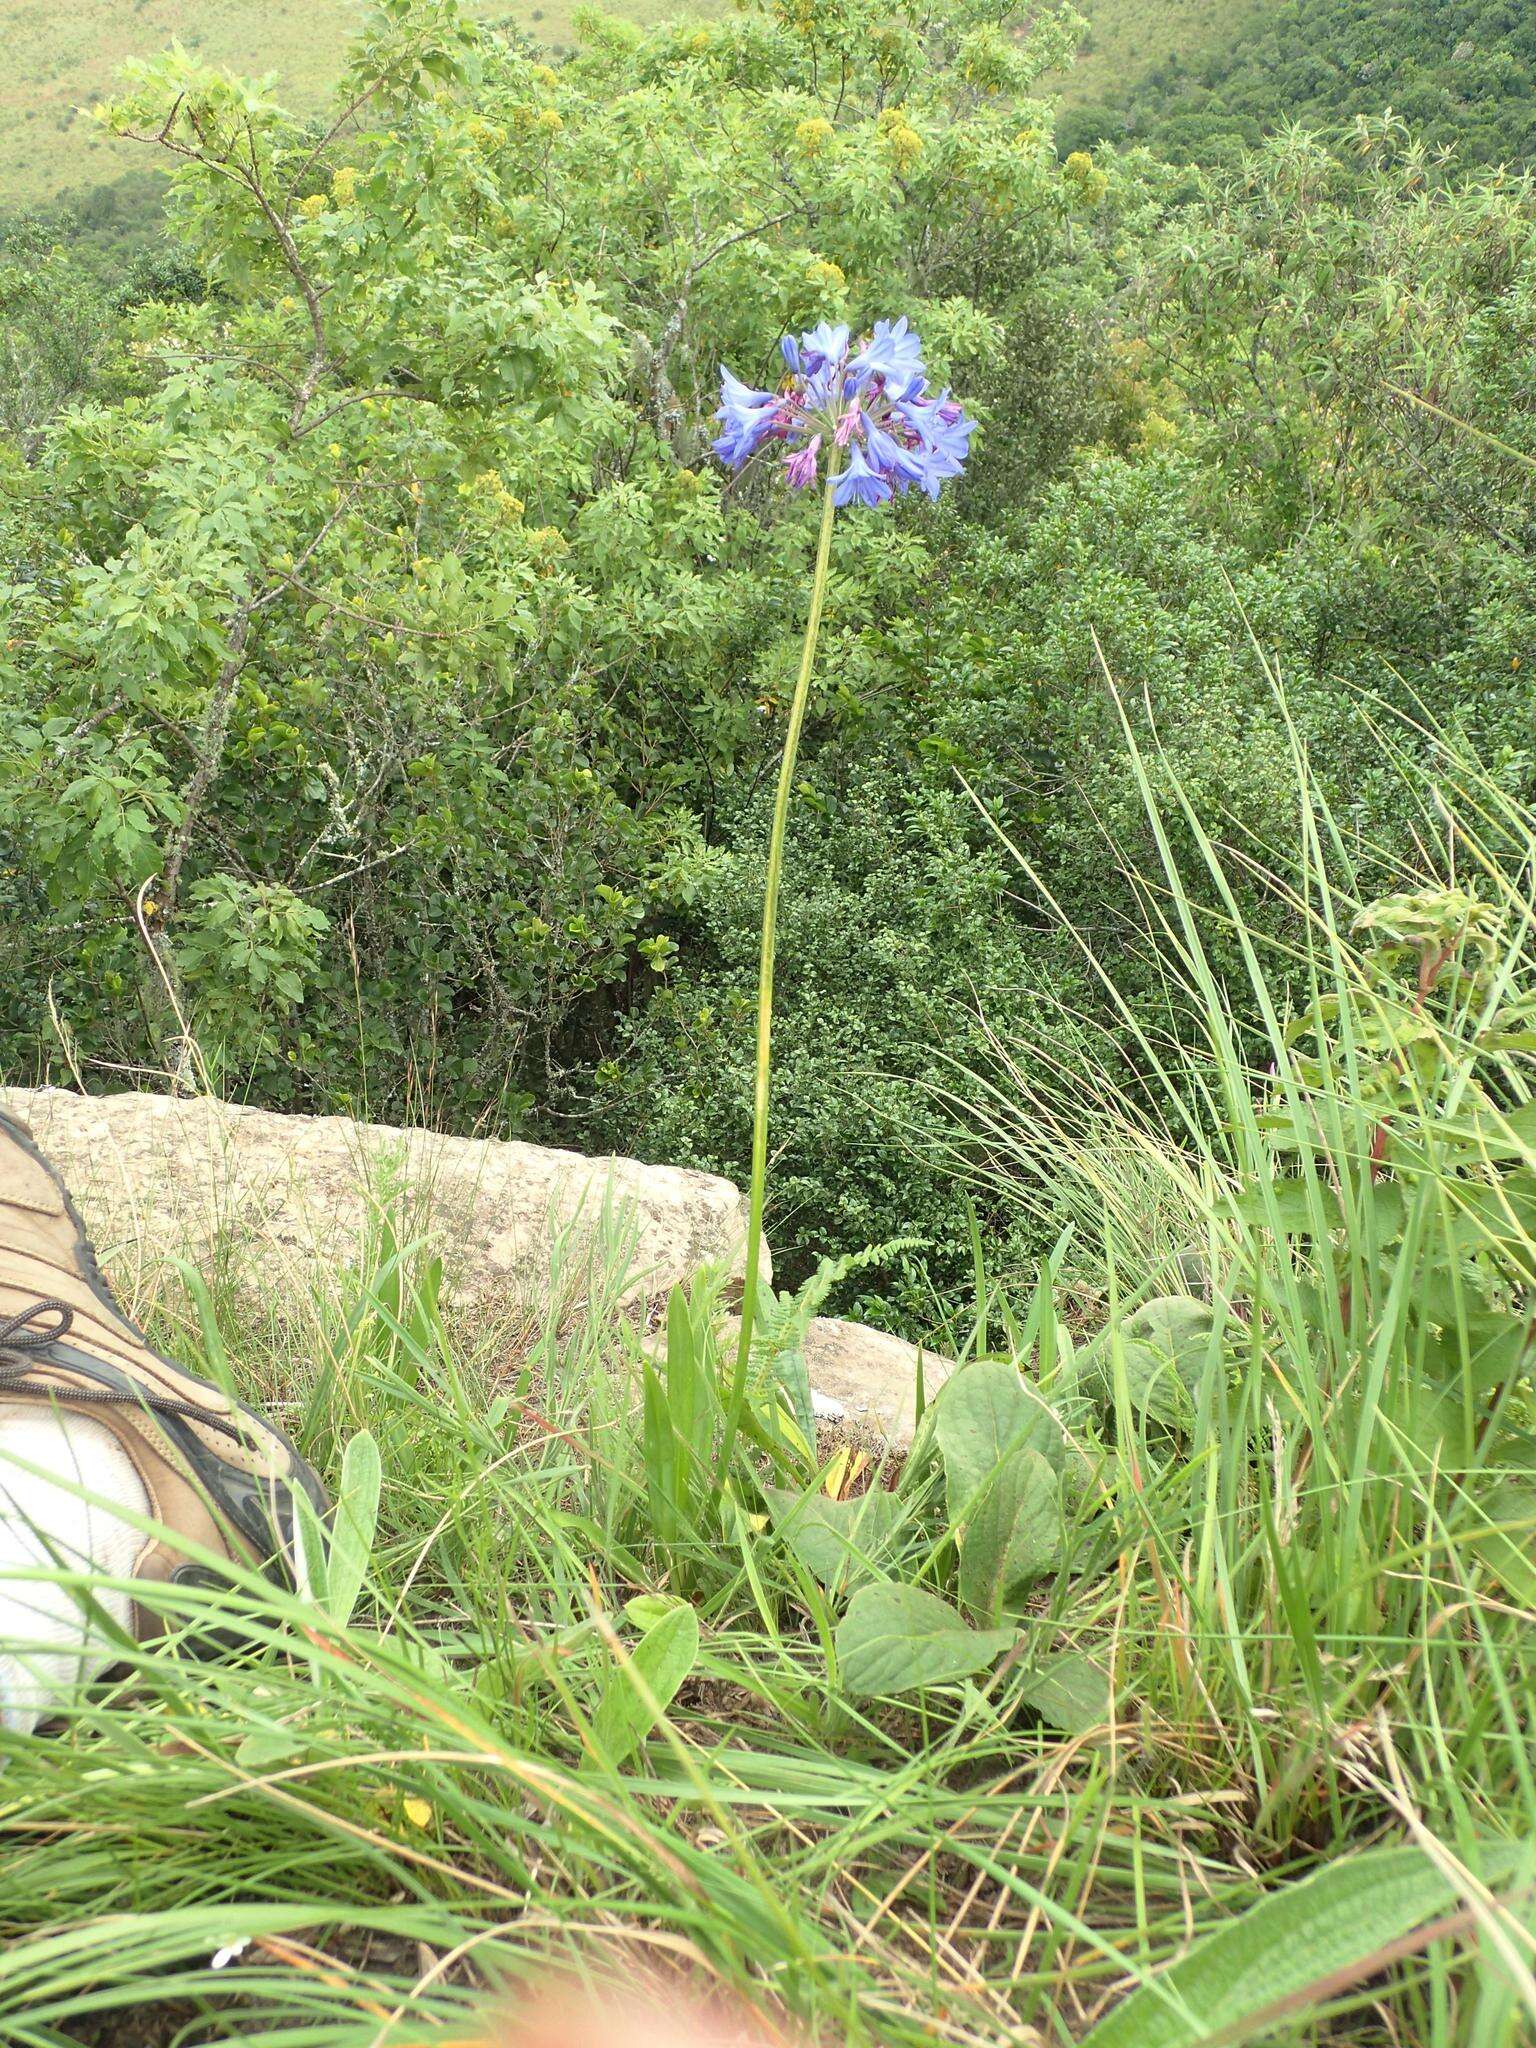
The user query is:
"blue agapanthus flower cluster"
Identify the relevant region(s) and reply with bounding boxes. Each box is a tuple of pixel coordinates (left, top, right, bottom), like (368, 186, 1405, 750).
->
(713, 317, 973, 507)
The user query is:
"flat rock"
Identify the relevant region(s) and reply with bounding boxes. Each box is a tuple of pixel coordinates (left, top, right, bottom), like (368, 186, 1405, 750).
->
(0, 1086, 765, 1323)
(701, 1313, 952, 1452)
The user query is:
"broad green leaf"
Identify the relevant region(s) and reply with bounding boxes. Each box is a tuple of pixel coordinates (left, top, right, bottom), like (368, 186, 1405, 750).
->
(590, 1601, 699, 1768)
(1016, 1649, 1112, 1734)
(935, 1359, 1064, 1529)
(1081, 1841, 1522, 2048)
(348, 1626, 456, 1690)
(326, 1429, 381, 1627)
(623, 1592, 687, 1631)
(1227, 1178, 1341, 1236)
(1463, 1476, 1536, 1606)
(293, 1488, 331, 1616)
(837, 1584, 1015, 1699)
(235, 1726, 309, 1769)
(1418, 1311, 1533, 1400)
(1083, 1296, 1217, 1428)
(958, 1448, 1061, 1623)
(762, 1483, 908, 1594)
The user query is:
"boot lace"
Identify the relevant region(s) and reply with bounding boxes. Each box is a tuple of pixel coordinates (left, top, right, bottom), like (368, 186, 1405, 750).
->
(0, 1298, 247, 1440)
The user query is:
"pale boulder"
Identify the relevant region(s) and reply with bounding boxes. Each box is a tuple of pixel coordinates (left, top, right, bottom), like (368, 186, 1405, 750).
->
(0, 1086, 765, 1322)
(706, 1313, 953, 1452)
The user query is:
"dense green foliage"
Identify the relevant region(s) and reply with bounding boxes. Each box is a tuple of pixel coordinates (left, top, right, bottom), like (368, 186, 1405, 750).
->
(4, 0, 1536, 1323)
(1062, 0, 1536, 168)
(0, 0, 1102, 1298)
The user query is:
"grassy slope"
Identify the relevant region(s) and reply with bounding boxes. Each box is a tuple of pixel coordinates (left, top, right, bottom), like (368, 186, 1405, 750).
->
(1050, 0, 1267, 106)
(0, 0, 688, 207)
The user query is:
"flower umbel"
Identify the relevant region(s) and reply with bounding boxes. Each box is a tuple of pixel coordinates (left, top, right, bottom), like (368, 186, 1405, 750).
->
(712, 316, 973, 504)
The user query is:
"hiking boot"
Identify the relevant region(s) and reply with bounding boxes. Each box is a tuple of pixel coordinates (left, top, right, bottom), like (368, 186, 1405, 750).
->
(0, 1105, 328, 1636)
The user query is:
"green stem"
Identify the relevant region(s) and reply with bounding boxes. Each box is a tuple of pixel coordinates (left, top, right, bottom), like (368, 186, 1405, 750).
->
(717, 469, 839, 1478)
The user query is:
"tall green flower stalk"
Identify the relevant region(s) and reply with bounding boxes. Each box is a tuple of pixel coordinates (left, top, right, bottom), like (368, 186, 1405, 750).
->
(709, 317, 974, 1475)
(719, 473, 839, 1469)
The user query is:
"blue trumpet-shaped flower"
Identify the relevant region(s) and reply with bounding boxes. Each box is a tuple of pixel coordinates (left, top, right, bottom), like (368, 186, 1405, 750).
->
(863, 418, 927, 491)
(832, 442, 892, 508)
(712, 366, 783, 468)
(712, 315, 973, 509)
(851, 316, 925, 399)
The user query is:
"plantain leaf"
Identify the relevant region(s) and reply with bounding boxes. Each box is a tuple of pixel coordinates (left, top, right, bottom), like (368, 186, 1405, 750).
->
(590, 1599, 699, 1769)
(1081, 1841, 1522, 2048)
(325, 1428, 381, 1627)
(958, 1447, 1061, 1623)
(1081, 1296, 1217, 1428)
(837, 1583, 1014, 1698)
(935, 1360, 1065, 1531)
(1016, 1648, 1112, 1734)
(762, 1483, 907, 1595)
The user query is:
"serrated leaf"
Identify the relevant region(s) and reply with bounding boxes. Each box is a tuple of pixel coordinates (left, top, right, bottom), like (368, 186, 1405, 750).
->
(837, 1583, 1015, 1699)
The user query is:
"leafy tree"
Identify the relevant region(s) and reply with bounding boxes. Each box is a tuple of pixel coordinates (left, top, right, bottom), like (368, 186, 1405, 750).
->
(0, 0, 1104, 1125)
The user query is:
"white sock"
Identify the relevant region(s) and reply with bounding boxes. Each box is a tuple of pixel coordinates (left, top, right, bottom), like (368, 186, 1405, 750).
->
(0, 1409, 149, 1734)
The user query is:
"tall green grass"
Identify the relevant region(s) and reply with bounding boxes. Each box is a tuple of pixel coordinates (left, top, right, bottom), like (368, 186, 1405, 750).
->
(946, 692, 1536, 2027)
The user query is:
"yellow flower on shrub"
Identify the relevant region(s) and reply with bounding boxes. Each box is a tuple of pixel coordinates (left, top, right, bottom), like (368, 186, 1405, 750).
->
(877, 107, 922, 170)
(795, 116, 833, 156)
(1063, 149, 1108, 204)
(536, 107, 563, 134)
(1137, 411, 1180, 450)
(532, 64, 559, 86)
(329, 165, 357, 205)
(805, 257, 845, 292)
(298, 194, 327, 219)
(887, 124, 922, 169)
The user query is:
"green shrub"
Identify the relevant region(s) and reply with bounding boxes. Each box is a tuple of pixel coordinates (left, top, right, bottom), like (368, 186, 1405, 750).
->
(602, 741, 1078, 1320)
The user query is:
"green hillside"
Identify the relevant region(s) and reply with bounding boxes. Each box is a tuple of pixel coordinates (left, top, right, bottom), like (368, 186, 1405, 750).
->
(1053, 0, 1266, 111)
(1061, 0, 1536, 165)
(0, 0, 1274, 210)
(0, 0, 690, 207)
(11, 0, 1534, 217)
